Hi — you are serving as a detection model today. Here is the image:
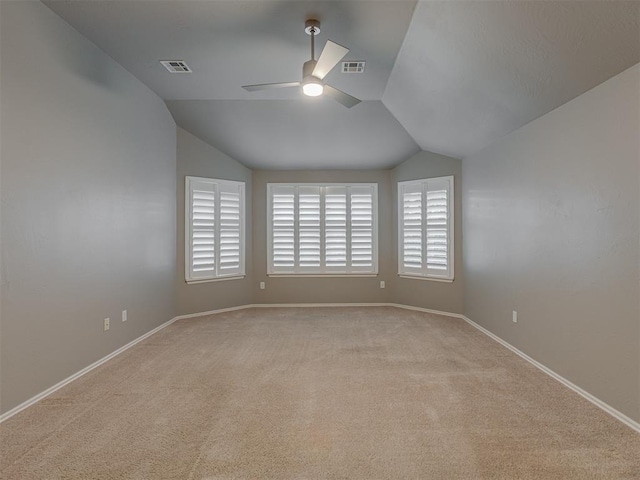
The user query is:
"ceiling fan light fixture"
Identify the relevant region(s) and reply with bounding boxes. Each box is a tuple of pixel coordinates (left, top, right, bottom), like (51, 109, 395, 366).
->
(242, 19, 360, 107)
(302, 77, 324, 97)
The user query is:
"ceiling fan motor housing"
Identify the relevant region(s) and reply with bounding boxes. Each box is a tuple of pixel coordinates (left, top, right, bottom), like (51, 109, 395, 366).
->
(302, 59, 323, 96)
(303, 59, 318, 79)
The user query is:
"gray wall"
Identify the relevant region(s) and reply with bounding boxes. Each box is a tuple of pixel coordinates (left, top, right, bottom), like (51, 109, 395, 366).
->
(252, 170, 392, 304)
(463, 64, 640, 421)
(390, 151, 464, 314)
(176, 127, 253, 315)
(0, 1, 177, 414)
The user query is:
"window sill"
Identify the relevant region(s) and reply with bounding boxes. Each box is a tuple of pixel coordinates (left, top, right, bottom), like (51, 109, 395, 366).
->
(186, 275, 245, 285)
(398, 274, 454, 283)
(267, 274, 378, 278)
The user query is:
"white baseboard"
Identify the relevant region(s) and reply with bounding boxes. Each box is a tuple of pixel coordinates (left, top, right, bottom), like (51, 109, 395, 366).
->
(173, 304, 253, 321)
(460, 315, 640, 434)
(0, 316, 178, 423)
(251, 302, 466, 321)
(386, 303, 465, 319)
(252, 302, 392, 309)
(3, 303, 638, 435)
(174, 303, 465, 318)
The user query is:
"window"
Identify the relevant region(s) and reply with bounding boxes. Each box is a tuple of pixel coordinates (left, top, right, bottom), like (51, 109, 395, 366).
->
(398, 176, 454, 281)
(268, 183, 378, 275)
(185, 176, 245, 283)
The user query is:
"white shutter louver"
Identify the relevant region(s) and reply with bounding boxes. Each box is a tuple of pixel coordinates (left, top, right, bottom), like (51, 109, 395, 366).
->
(268, 183, 377, 275)
(218, 185, 242, 275)
(350, 187, 374, 269)
(402, 187, 422, 271)
(298, 187, 321, 269)
(186, 177, 245, 282)
(426, 187, 448, 271)
(190, 182, 216, 277)
(398, 176, 453, 280)
(271, 187, 295, 270)
(325, 187, 347, 268)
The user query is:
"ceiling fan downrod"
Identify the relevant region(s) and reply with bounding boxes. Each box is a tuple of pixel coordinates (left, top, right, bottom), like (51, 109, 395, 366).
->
(305, 19, 321, 61)
(303, 19, 323, 96)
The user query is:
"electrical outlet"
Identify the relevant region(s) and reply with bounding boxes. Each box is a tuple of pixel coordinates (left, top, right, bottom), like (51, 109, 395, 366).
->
(260, 282, 265, 290)
(380, 280, 385, 289)
(104, 318, 110, 331)
(122, 310, 127, 322)
(512, 311, 518, 323)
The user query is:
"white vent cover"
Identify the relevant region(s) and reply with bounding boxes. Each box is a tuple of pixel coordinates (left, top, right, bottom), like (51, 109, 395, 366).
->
(342, 61, 365, 73)
(160, 60, 192, 73)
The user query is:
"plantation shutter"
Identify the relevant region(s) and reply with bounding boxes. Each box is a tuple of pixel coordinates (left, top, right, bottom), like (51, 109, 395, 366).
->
(425, 178, 449, 274)
(298, 186, 322, 270)
(349, 186, 374, 271)
(400, 182, 423, 274)
(186, 177, 245, 282)
(268, 184, 377, 274)
(218, 183, 244, 276)
(325, 186, 347, 269)
(270, 186, 296, 273)
(188, 179, 216, 280)
(398, 176, 453, 280)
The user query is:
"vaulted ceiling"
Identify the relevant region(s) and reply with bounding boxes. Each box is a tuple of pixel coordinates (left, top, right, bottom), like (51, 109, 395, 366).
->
(45, 0, 640, 169)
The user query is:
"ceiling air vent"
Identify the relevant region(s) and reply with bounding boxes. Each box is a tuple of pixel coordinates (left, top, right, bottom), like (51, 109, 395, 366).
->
(341, 61, 365, 73)
(160, 60, 192, 73)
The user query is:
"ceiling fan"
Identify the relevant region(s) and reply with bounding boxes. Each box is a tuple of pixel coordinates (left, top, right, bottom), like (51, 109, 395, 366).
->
(242, 19, 361, 108)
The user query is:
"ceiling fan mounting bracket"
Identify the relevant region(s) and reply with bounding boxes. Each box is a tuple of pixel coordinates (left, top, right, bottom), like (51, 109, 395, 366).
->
(304, 19, 321, 36)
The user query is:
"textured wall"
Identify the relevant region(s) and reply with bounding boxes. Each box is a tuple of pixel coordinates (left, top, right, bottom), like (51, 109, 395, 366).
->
(463, 64, 640, 421)
(176, 128, 253, 315)
(0, 1, 177, 414)
(252, 170, 392, 304)
(390, 151, 464, 314)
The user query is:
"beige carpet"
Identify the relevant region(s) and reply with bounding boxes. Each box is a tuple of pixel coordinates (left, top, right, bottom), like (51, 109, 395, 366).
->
(1, 307, 639, 479)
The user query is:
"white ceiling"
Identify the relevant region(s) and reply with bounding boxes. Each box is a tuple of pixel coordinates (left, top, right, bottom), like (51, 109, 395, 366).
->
(44, 0, 640, 168)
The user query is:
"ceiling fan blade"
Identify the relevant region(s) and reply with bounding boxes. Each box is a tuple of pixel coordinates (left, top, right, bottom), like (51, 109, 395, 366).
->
(312, 40, 349, 80)
(324, 85, 361, 108)
(242, 81, 300, 92)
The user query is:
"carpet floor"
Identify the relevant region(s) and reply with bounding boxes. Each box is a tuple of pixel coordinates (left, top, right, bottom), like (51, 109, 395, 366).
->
(1, 307, 639, 479)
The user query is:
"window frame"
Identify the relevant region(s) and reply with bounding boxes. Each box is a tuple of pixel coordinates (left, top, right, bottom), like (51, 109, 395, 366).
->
(397, 176, 454, 282)
(267, 182, 379, 276)
(185, 176, 246, 284)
